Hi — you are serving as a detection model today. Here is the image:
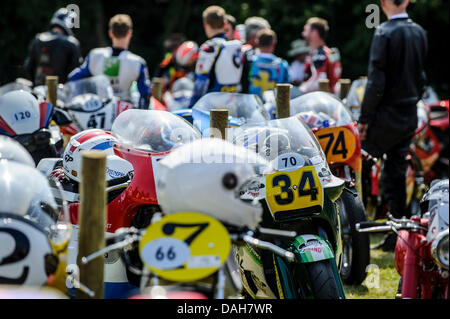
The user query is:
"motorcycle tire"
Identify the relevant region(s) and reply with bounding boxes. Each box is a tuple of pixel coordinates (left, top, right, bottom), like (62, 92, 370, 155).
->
(339, 187, 370, 285)
(305, 260, 341, 299)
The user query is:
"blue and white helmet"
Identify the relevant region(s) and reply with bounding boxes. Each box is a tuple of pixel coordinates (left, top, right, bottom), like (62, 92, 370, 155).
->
(62, 129, 133, 182)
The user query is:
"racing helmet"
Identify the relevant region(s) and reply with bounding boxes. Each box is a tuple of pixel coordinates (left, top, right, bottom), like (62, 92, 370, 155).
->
(62, 129, 133, 183)
(156, 139, 273, 230)
(50, 8, 77, 36)
(0, 135, 35, 167)
(0, 90, 44, 136)
(0, 160, 71, 290)
(175, 41, 199, 67)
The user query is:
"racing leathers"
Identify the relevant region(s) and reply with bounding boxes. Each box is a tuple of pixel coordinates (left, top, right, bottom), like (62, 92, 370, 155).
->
(190, 33, 243, 107)
(301, 45, 342, 94)
(248, 53, 289, 98)
(155, 52, 194, 92)
(24, 31, 82, 85)
(69, 47, 151, 109)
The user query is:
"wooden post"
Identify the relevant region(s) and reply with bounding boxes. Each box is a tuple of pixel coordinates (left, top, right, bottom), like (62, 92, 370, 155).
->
(275, 84, 291, 119)
(46, 76, 59, 106)
(152, 77, 164, 102)
(318, 79, 330, 93)
(77, 151, 107, 299)
(210, 109, 228, 140)
(339, 79, 352, 100)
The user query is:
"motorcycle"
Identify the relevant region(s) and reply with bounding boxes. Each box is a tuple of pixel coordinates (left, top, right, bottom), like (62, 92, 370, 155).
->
(230, 116, 346, 298)
(261, 86, 305, 120)
(0, 154, 73, 295)
(190, 92, 270, 135)
(0, 78, 33, 96)
(0, 89, 64, 165)
(163, 77, 195, 115)
(413, 100, 449, 183)
(60, 109, 201, 298)
(357, 179, 449, 299)
(290, 91, 370, 285)
(58, 75, 135, 137)
(80, 139, 297, 299)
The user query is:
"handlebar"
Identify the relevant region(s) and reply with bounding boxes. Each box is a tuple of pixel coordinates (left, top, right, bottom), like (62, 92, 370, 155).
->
(356, 215, 426, 234)
(255, 228, 297, 242)
(81, 226, 297, 267)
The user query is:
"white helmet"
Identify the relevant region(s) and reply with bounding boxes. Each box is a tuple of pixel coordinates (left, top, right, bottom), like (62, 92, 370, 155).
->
(0, 90, 45, 136)
(0, 135, 35, 167)
(62, 129, 133, 182)
(0, 161, 70, 287)
(156, 139, 273, 230)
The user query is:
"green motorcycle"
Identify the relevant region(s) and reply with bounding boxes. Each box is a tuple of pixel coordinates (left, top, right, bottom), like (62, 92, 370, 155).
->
(230, 116, 346, 299)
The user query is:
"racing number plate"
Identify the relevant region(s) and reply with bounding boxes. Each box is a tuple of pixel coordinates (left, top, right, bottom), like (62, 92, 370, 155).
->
(265, 166, 323, 218)
(315, 126, 356, 163)
(139, 212, 231, 282)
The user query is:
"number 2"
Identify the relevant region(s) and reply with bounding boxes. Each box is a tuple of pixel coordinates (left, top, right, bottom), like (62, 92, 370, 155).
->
(0, 228, 30, 285)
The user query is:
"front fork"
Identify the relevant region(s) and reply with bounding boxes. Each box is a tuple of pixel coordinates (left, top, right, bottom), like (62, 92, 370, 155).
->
(276, 235, 345, 299)
(400, 230, 428, 299)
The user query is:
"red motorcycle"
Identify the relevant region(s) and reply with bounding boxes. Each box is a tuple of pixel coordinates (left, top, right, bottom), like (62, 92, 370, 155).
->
(357, 179, 449, 299)
(65, 109, 201, 298)
(412, 100, 449, 183)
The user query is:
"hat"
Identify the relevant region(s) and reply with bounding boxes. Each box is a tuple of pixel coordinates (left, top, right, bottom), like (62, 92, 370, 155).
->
(288, 39, 310, 57)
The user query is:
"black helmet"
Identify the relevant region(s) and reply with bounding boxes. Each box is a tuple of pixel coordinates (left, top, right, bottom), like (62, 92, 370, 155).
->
(50, 8, 77, 36)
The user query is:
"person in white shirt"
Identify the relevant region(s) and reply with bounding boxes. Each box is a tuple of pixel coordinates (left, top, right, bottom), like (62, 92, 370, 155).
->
(287, 39, 310, 86)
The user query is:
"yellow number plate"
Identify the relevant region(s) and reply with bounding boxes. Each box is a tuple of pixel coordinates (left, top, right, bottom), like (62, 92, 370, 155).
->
(315, 126, 357, 163)
(139, 212, 231, 282)
(265, 166, 323, 217)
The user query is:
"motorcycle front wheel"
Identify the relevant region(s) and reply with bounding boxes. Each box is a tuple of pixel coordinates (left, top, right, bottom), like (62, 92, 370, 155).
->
(338, 187, 370, 285)
(305, 260, 341, 299)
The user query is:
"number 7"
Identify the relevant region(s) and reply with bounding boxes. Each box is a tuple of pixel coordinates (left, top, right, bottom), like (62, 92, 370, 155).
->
(318, 133, 334, 157)
(162, 223, 209, 245)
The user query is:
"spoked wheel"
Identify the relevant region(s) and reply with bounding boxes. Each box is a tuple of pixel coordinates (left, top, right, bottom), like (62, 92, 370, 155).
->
(338, 188, 370, 285)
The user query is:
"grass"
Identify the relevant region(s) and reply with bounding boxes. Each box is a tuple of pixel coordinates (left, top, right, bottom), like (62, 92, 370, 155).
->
(344, 234, 401, 299)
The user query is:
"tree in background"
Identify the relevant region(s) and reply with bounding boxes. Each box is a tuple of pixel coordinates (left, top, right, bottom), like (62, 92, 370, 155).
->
(0, 0, 448, 97)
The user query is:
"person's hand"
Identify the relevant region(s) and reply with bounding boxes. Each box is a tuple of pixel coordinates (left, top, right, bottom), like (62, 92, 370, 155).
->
(357, 123, 369, 141)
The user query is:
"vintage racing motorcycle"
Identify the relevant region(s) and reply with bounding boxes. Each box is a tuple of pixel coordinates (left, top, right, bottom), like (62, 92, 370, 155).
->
(230, 116, 346, 298)
(0, 90, 63, 165)
(290, 91, 370, 285)
(80, 139, 297, 299)
(357, 179, 449, 299)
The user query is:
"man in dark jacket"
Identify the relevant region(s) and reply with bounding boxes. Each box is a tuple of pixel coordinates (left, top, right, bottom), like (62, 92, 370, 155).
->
(358, 0, 428, 250)
(25, 8, 82, 85)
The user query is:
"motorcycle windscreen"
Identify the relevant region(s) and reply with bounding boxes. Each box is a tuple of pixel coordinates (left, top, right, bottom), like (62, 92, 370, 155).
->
(192, 92, 270, 134)
(112, 109, 201, 153)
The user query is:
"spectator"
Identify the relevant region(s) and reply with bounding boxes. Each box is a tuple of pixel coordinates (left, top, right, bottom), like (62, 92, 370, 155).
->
(24, 8, 82, 85)
(241, 16, 271, 93)
(248, 28, 289, 98)
(69, 14, 151, 109)
(358, 0, 428, 252)
(287, 39, 310, 86)
(190, 6, 243, 106)
(301, 17, 342, 94)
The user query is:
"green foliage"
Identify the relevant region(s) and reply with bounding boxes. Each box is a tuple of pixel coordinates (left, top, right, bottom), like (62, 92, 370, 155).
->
(0, 0, 448, 97)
